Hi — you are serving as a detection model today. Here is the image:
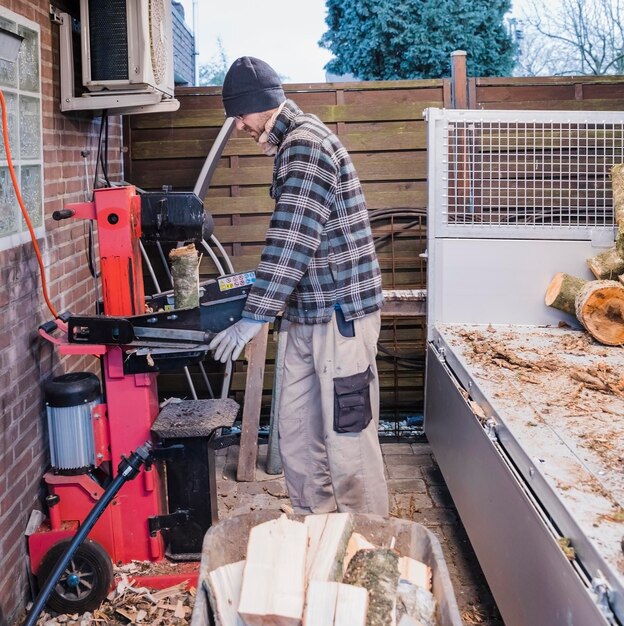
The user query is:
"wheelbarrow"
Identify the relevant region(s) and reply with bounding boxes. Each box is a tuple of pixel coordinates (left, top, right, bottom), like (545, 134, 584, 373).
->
(190, 510, 463, 626)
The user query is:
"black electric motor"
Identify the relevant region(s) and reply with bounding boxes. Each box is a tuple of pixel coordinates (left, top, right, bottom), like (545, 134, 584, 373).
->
(44, 372, 101, 474)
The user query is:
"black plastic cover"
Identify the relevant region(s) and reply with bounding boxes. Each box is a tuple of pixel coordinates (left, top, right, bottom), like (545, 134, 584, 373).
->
(44, 372, 101, 408)
(140, 192, 213, 243)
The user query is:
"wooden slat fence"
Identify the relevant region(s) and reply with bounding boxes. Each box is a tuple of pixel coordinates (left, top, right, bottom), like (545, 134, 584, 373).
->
(124, 72, 624, 425)
(125, 80, 442, 422)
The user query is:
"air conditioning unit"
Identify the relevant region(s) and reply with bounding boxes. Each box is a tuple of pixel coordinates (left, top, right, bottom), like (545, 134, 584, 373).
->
(57, 0, 180, 114)
(80, 0, 174, 96)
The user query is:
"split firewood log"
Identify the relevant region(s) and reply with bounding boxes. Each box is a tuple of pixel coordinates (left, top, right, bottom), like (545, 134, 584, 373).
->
(238, 515, 308, 626)
(303, 580, 368, 626)
(305, 513, 354, 583)
(545, 273, 624, 345)
(169, 243, 200, 309)
(398, 557, 431, 591)
(343, 532, 376, 575)
(343, 548, 400, 626)
(205, 561, 245, 626)
(396, 580, 436, 626)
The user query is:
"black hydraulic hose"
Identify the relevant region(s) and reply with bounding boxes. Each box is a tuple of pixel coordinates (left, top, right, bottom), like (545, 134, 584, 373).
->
(23, 442, 153, 626)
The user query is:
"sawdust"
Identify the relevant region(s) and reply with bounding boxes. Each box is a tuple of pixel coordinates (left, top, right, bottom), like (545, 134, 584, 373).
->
(33, 574, 195, 626)
(598, 508, 624, 524)
(445, 326, 624, 508)
(456, 328, 624, 398)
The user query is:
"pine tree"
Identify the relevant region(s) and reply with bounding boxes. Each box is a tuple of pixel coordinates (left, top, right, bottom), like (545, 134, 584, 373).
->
(319, 0, 516, 80)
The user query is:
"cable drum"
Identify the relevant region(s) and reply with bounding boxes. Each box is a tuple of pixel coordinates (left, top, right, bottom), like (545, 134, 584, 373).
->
(44, 373, 101, 473)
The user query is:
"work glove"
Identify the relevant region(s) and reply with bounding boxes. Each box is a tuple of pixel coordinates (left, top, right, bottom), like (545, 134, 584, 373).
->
(209, 318, 266, 363)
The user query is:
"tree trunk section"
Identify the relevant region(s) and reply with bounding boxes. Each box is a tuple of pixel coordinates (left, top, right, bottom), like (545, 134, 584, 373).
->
(587, 246, 624, 280)
(544, 273, 587, 316)
(575, 280, 624, 346)
(169, 243, 200, 309)
(611, 164, 624, 257)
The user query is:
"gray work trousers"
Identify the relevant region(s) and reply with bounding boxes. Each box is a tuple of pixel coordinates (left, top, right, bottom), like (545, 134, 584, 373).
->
(278, 309, 389, 516)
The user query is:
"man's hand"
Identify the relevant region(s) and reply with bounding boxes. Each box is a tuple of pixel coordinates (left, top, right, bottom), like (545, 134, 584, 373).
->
(208, 318, 266, 363)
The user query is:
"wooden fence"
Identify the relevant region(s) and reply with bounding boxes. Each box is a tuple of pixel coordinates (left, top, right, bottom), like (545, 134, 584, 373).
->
(123, 70, 624, 424)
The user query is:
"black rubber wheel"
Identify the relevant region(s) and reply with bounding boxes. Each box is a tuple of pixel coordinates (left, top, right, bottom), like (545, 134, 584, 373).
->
(37, 538, 113, 614)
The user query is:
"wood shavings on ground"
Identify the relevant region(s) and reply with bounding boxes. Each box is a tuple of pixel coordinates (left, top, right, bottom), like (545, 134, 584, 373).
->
(461, 604, 488, 624)
(33, 574, 195, 626)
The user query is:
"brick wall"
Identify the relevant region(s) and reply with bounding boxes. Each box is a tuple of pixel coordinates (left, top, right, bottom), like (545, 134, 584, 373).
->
(0, 2, 123, 622)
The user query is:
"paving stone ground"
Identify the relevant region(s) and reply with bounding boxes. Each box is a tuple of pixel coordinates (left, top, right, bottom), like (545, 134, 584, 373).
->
(215, 439, 505, 626)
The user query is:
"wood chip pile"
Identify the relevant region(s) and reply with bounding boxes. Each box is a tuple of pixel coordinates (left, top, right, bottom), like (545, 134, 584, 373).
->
(33, 573, 194, 626)
(205, 512, 437, 626)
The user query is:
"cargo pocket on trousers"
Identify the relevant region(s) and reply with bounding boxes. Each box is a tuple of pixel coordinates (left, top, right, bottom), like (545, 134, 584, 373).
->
(333, 366, 374, 433)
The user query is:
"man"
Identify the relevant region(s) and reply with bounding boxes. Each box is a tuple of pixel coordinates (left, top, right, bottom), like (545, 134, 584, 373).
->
(209, 57, 389, 516)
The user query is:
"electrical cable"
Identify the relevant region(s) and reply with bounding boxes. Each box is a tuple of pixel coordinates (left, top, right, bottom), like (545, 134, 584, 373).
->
(99, 113, 110, 188)
(0, 90, 58, 319)
(92, 111, 110, 195)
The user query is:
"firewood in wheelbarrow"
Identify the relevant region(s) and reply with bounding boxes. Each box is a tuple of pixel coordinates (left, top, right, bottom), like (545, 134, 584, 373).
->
(205, 560, 245, 626)
(238, 515, 308, 626)
(343, 548, 400, 626)
(305, 513, 354, 583)
(303, 580, 368, 626)
(545, 273, 624, 345)
(395, 580, 437, 626)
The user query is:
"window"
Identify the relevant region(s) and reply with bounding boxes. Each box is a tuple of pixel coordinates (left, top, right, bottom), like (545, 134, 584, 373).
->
(0, 8, 42, 252)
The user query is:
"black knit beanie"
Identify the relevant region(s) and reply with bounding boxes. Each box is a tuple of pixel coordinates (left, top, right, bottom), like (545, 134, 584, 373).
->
(222, 57, 286, 118)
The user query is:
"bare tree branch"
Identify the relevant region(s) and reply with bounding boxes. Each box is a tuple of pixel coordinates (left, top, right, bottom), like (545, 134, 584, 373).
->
(514, 0, 624, 76)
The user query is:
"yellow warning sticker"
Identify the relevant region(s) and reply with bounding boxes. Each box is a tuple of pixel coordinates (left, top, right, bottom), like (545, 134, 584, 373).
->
(218, 271, 256, 291)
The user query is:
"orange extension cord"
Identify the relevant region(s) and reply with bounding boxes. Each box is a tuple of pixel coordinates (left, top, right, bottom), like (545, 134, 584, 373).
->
(0, 89, 58, 319)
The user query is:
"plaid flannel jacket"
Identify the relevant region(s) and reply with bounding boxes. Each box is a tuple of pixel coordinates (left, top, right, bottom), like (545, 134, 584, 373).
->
(241, 100, 383, 324)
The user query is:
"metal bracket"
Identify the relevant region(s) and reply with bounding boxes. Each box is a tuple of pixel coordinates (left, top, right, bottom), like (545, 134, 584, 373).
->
(49, 4, 63, 24)
(591, 571, 616, 623)
(148, 509, 191, 534)
(148, 444, 185, 463)
(484, 418, 498, 442)
(208, 432, 241, 451)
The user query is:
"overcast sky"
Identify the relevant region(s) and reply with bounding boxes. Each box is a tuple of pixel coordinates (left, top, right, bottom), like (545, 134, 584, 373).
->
(176, 0, 333, 84)
(175, 0, 535, 84)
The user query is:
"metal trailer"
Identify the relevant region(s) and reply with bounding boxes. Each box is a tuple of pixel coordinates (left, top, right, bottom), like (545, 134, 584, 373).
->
(424, 108, 624, 626)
